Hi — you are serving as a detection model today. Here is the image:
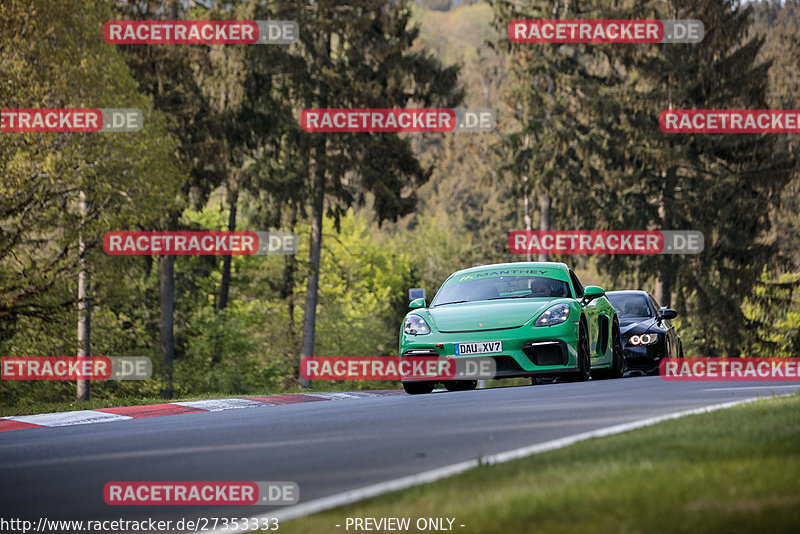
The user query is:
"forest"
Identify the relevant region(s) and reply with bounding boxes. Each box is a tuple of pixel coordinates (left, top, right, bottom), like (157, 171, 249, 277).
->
(1, 0, 799, 407)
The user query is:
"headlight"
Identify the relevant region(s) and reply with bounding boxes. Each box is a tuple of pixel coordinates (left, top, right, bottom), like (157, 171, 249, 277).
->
(404, 314, 431, 335)
(534, 303, 571, 326)
(629, 333, 658, 345)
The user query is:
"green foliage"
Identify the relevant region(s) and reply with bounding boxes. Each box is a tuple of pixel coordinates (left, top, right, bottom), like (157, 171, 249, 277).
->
(742, 270, 800, 357)
(174, 303, 279, 395)
(0, 0, 182, 337)
(311, 211, 416, 358)
(409, 1, 514, 264)
(6, 0, 800, 409)
(521, 0, 795, 356)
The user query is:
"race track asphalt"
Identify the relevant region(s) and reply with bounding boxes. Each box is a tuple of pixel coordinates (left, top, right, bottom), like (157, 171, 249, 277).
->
(1, 377, 798, 531)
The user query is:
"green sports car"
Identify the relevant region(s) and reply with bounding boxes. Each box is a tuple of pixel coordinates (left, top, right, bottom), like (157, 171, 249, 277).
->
(399, 262, 625, 394)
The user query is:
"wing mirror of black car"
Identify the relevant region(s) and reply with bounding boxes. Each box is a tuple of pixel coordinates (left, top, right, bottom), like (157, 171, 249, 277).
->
(582, 286, 605, 304)
(660, 308, 678, 320)
(409, 297, 426, 309)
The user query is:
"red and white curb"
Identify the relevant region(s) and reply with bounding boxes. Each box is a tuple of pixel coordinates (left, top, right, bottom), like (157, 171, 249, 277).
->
(0, 390, 401, 432)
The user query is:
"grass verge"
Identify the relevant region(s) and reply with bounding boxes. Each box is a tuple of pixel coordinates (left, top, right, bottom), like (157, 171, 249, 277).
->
(285, 393, 800, 534)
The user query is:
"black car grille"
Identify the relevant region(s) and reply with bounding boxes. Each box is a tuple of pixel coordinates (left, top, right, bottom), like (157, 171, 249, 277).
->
(522, 340, 568, 366)
(491, 356, 525, 374)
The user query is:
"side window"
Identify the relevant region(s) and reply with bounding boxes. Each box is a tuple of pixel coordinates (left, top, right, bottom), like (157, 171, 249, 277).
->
(569, 269, 584, 299)
(649, 296, 661, 316)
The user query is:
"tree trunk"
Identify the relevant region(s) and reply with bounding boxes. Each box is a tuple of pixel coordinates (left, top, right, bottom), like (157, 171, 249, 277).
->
(286, 254, 296, 356)
(655, 171, 672, 307)
(160, 254, 175, 398)
(284, 206, 299, 379)
(299, 31, 330, 388)
(537, 192, 551, 262)
(76, 190, 90, 402)
(522, 134, 532, 262)
(218, 184, 238, 313)
(655, 272, 671, 309)
(155, 0, 180, 400)
(523, 187, 532, 262)
(299, 139, 326, 388)
(212, 185, 238, 365)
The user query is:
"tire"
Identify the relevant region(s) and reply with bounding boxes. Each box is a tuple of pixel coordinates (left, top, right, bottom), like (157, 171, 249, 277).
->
(679, 342, 684, 358)
(444, 380, 477, 391)
(531, 376, 556, 385)
(403, 381, 435, 395)
(563, 320, 591, 382)
(599, 318, 626, 379)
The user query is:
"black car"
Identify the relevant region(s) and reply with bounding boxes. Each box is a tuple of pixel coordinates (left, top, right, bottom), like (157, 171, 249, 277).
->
(606, 290, 683, 375)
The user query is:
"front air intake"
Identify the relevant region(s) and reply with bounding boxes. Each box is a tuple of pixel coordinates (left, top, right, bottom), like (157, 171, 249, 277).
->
(522, 341, 568, 366)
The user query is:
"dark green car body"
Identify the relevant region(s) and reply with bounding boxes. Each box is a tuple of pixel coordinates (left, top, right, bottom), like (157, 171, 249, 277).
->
(399, 262, 625, 393)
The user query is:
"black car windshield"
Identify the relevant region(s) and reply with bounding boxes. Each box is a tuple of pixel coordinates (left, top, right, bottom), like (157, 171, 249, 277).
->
(432, 275, 570, 306)
(607, 294, 654, 318)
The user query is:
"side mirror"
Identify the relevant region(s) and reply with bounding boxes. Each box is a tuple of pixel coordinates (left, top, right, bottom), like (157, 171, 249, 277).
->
(660, 308, 678, 320)
(409, 297, 426, 309)
(582, 285, 605, 303)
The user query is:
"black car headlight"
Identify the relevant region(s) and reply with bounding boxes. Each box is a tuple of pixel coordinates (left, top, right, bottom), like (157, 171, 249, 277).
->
(404, 314, 431, 335)
(628, 333, 658, 346)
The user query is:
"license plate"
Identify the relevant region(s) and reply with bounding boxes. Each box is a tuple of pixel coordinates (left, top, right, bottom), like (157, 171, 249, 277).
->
(455, 341, 502, 355)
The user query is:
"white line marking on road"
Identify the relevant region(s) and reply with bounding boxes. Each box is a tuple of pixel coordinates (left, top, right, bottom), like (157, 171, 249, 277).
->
(193, 395, 780, 534)
(704, 385, 800, 391)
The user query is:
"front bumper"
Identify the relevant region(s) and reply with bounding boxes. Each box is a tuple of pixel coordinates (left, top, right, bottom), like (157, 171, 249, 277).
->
(621, 337, 664, 374)
(400, 321, 579, 380)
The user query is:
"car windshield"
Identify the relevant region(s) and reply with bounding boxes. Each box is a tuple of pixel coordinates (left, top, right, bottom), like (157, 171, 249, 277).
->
(432, 275, 570, 306)
(607, 294, 654, 318)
